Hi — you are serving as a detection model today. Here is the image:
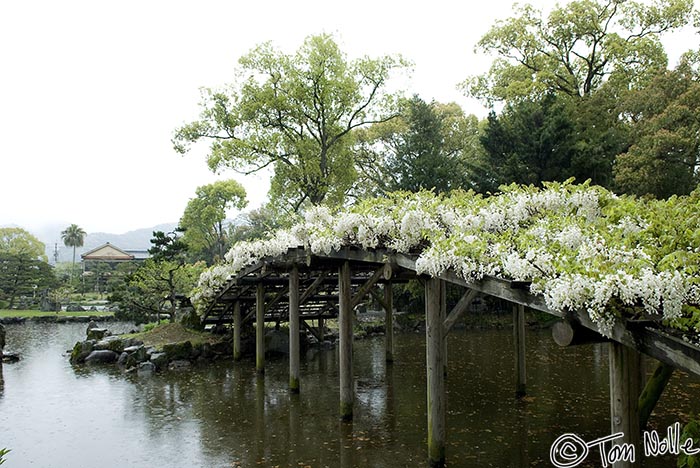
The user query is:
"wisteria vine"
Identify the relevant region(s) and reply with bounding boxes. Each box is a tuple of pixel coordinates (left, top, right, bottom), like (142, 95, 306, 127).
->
(191, 181, 700, 340)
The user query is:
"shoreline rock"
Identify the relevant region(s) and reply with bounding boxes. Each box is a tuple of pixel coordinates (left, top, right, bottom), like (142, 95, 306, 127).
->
(70, 323, 232, 373)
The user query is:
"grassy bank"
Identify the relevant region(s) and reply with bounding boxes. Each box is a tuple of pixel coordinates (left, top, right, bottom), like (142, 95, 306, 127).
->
(0, 310, 114, 319)
(121, 323, 225, 349)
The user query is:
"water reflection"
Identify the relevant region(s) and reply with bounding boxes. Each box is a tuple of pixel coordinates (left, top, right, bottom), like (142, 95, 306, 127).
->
(0, 322, 699, 467)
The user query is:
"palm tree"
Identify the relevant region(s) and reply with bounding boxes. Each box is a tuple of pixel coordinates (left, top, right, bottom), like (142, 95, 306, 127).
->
(61, 224, 86, 283)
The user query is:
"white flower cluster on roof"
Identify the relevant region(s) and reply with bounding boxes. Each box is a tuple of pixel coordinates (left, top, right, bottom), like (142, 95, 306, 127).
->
(191, 181, 700, 339)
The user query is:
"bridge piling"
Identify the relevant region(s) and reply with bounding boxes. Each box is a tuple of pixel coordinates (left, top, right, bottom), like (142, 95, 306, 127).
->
(289, 265, 300, 392)
(339, 261, 353, 421)
(609, 342, 642, 468)
(384, 282, 394, 363)
(426, 277, 446, 467)
(514, 304, 527, 398)
(256, 283, 265, 374)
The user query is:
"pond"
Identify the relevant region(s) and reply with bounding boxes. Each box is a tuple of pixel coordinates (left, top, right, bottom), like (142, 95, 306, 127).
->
(1, 322, 698, 467)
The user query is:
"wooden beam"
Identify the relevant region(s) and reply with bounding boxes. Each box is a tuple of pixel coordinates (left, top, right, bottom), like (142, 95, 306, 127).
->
(301, 320, 322, 342)
(609, 342, 641, 468)
(289, 265, 300, 393)
(442, 288, 478, 335)
(513, 304, 526, 398)
(384, 282, 394, 363)
(299, 272, 329, 305)
(351, 265, 386, 309)
(552, 319, 610, 347)
(425, 277, 446, 467)
(256, 283, 265, 374)
(638, 362, 674, 430)
(233, 301, 242, 361)
(339, 261, 353, 421)
(369, 287, 389, 311)
(265, 285, 289, 313)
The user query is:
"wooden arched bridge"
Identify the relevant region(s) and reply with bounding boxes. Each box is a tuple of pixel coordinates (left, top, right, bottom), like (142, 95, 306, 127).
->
(202, 246, 700, 468)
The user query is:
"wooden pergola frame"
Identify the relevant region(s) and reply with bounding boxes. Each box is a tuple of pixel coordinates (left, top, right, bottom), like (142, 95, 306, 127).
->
(202, 246, 700, 468)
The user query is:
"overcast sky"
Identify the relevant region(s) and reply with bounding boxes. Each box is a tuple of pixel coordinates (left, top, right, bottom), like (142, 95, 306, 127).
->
(1, 0, 697, 238)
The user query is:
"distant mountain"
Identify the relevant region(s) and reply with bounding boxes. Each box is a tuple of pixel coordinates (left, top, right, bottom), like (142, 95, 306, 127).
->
(38, 223, 178, 264)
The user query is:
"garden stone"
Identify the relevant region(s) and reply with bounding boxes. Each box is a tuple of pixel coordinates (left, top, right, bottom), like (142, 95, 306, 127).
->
(122, 338, 144, 349)
(2, 352, 20, 363)
(168, 360, 191, 371)
(95, 336, 124, 353)
(162, 341, 193, 361)
(137, 361, 156, 375)
(149, 352, 168, 370)
(266, 329, 289, 355)
(70, 340, 95, 364)
(85, 350, 119, 365)
(87, 328, 109, 340)
(117, 352, 128, 367)
(86, 321, 98, 334)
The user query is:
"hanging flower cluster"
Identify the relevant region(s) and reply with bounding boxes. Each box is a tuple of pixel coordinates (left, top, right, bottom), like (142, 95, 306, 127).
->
(191, 181, 700, 339)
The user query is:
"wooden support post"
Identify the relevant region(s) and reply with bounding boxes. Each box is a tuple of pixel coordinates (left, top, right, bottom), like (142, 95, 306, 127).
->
(289, 265, 300, 393)
(513, 304, 526, 398)
(318, 318, 325, 343)
(384, 282, 394, 363)
(256, 282, 265, 374)
(233, 301, 242, 361)
(425, 277, 446, 467)
(609, 342, 642, 468)
(339, 261, 353, 421)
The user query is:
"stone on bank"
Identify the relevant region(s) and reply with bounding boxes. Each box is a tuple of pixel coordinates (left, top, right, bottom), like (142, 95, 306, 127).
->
(69, 322, 232, 373)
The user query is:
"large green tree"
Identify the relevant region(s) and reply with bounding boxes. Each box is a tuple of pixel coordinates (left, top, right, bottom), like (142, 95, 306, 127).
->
(173, 33, 409, 212)
(355, 96, 483, 195)
(614, 52, 700, 198)
(464, 0, 696, 104)
(0, 228, 53, 309)
(180, 179, 247, 263)
(479, 95, 579, 190)
(61, 224, 86, 282)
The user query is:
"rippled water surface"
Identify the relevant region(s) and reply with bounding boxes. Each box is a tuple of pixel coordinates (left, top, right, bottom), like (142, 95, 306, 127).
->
(1, 322, 698, 467)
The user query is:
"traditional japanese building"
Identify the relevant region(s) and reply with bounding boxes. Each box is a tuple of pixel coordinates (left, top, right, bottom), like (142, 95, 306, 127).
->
(80, 242, 148, 269)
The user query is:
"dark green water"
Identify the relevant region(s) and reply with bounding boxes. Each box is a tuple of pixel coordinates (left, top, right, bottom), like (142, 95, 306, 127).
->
(0, 322, 698, 467)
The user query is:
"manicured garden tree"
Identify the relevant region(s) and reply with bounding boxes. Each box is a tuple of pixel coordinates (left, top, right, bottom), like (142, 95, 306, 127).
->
(60, 224, 86, 283)
(0, 227, 54, 309)
(111, 230, 204, 324)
